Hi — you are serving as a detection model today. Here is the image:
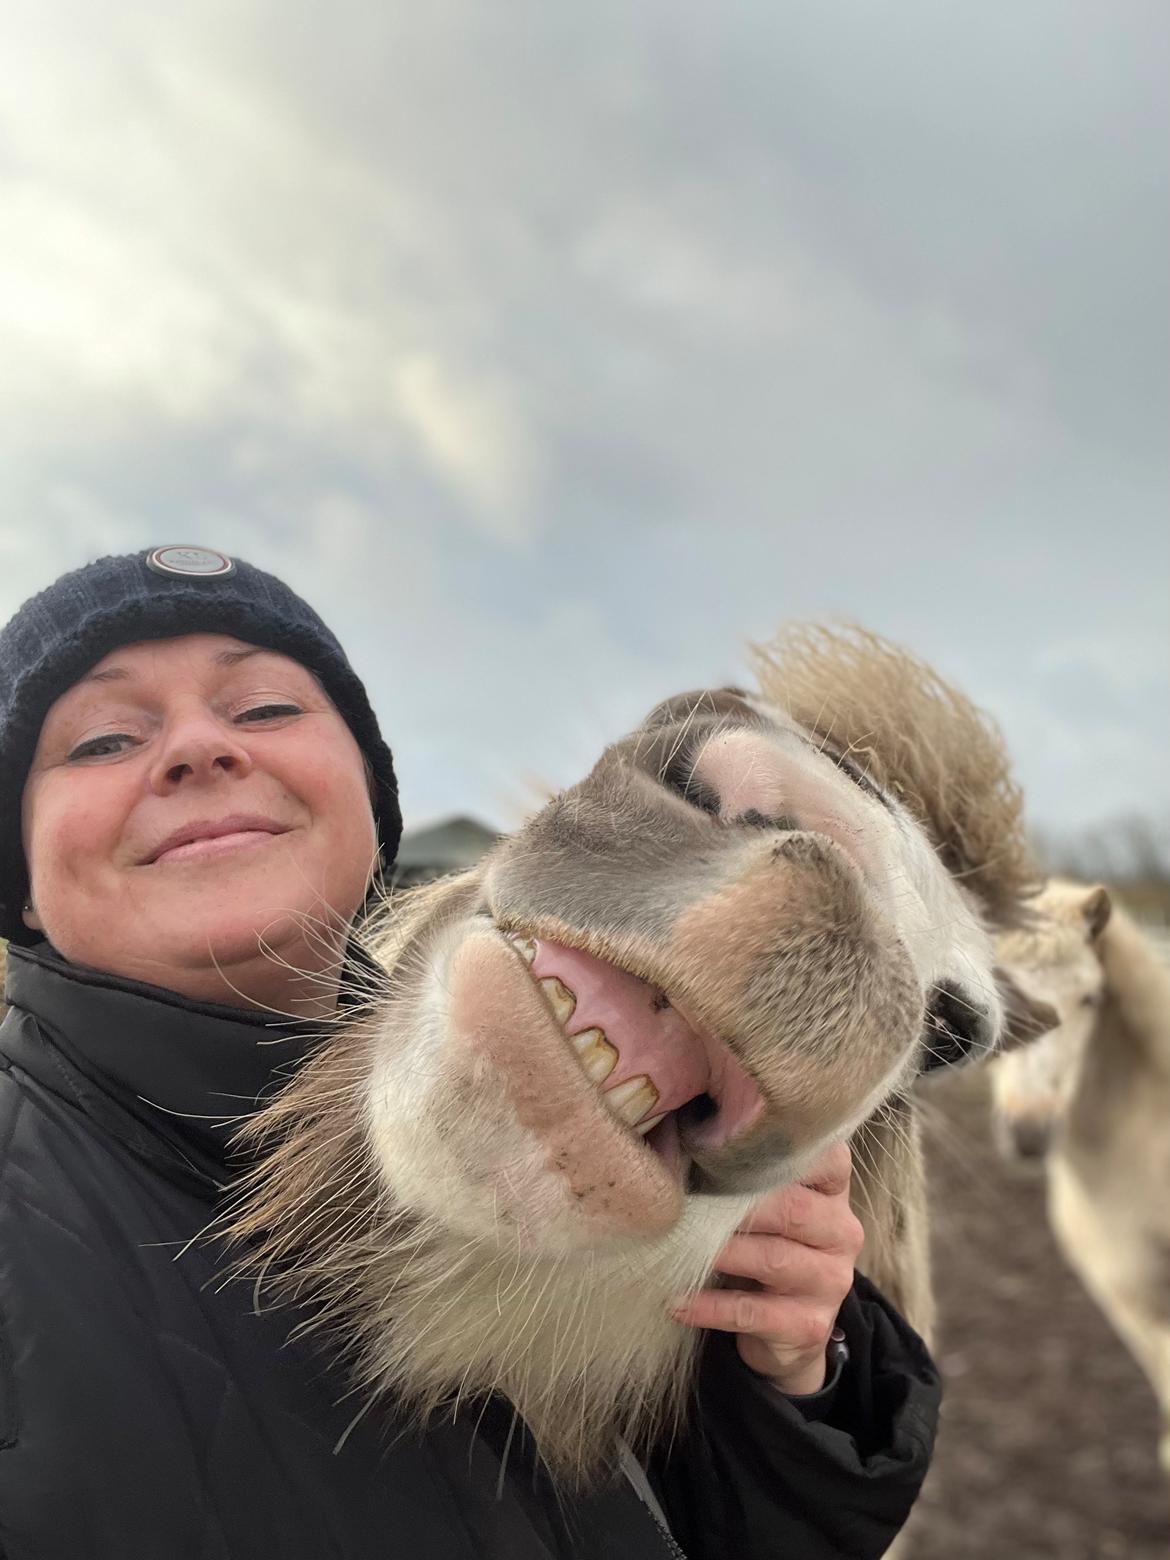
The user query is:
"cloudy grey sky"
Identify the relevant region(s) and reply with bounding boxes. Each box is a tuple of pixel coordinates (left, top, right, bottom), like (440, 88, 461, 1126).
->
(1, 2, 1166, 838)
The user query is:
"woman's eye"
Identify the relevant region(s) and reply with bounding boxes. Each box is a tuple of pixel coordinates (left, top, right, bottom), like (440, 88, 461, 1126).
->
(236, 703, 303, 723)
(67, 733, 137, 761)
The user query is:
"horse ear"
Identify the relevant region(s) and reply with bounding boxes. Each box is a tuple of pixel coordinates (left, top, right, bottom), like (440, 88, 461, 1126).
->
(1080, 886, 1112, 943)
(995, 967, 1061, 1053)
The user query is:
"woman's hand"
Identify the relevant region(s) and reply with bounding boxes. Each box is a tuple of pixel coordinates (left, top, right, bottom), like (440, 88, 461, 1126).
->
(670, 1141, 864, 1394)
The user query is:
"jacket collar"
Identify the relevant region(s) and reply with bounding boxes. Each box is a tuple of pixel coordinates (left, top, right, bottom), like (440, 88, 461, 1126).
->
(2, 940, 319, 1194)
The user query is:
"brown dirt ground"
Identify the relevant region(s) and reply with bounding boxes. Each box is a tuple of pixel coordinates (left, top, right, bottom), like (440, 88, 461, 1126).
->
(901, 1067, 1169, 1560)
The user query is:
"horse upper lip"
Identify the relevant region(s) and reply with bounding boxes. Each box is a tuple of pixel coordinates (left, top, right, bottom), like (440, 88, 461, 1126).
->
(142, 816, 289, 864)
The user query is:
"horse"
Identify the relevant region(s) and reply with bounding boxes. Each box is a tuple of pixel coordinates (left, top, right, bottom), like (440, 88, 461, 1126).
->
(990, 879, 1170, 1478)
(228, 624, 1047, 1489)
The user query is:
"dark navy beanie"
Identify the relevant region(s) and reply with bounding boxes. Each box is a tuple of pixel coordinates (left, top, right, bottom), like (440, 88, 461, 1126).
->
(0, 545, 402, 944)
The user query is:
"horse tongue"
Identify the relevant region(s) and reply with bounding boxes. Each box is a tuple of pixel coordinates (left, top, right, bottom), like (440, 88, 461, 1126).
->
(529, 941, 711, 1115)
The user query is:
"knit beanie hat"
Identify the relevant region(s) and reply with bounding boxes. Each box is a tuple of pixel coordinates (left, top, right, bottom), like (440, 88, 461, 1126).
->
(0, 545, 402, 944)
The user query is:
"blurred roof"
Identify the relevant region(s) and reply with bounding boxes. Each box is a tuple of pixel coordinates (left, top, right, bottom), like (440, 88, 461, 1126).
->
(395, 815, 500, 873)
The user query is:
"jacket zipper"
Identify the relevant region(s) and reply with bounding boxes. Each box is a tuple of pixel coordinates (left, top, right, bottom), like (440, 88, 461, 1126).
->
(616, 1439, 689, 1559)
(649, 1512, 689, 1559)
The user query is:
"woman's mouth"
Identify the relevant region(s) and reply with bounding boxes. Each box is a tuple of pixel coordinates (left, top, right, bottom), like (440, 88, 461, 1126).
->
(143, 816, 290, 865)
(151, 829, 285, 865)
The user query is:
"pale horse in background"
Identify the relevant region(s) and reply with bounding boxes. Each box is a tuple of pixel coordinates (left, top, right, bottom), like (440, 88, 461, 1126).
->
(989, 880, 1170, 1479)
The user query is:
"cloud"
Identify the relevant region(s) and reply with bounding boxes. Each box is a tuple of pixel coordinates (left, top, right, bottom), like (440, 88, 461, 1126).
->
(393, 356, 538, 534)
(0, 1, 1165, 834)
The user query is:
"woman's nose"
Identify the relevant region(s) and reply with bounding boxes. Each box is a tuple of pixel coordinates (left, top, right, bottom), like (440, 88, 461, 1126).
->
(149, 716, 254, 793)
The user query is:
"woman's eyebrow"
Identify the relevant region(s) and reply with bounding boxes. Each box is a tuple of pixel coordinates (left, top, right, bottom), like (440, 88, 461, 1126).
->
(82, 646, 265, 685)
(84, 666, 132, 684)
(212, 646, 266, 668)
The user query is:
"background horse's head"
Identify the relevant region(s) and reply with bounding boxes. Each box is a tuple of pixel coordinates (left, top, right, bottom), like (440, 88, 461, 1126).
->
(990, 881, 1112, 1162)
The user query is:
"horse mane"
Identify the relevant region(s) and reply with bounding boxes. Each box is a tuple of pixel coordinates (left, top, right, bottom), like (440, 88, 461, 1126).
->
(751, 624, 1040, 928)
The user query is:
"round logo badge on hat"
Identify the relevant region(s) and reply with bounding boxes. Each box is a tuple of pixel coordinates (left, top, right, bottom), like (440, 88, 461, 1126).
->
(146, 545, 236, 580)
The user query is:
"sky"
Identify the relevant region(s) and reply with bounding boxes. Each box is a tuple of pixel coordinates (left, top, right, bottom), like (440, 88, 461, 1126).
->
(0, 2, 1166, 843)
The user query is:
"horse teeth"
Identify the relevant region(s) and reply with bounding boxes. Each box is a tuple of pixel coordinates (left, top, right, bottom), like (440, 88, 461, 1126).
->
(540, 976, 576, 1025)
(571, 1027, 618, 1083)
(603, 1075, 660, 1127)
(634, 1111, 667, 1137)
(524, 959, 660, 1130)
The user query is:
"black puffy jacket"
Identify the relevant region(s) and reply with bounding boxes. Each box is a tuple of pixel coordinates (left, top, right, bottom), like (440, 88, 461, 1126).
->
(0, 942, 940, 1559)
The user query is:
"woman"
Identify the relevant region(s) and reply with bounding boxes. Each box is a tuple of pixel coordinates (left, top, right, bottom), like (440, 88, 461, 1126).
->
(0, 547, 939, 1559)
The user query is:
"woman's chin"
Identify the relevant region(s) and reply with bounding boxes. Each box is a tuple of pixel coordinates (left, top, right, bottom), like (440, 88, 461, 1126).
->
(137, 925, 339, 1013)
(151, 870, 359, 952)
(44, 867, 366, 1008)
(170, 910, 326, 970)
(88, 907, 336, 1010)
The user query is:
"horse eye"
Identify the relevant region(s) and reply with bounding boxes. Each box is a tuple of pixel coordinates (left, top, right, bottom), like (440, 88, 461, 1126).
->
(835, 753, 866, 784)
(822, 746, 889, 807)
(1079, 993, 1098, 1009)
(661, 752, 721, 816)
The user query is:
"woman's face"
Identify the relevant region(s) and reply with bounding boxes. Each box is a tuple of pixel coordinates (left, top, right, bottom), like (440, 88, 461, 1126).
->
(20, 633, 379, 1008)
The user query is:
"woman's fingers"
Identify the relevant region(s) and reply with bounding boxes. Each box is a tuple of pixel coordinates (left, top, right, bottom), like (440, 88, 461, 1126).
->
(711, 1232, 854, 1291)
(738, 1183, 865, 1255)
(671, 1287, 836, 1351)
(669, 1142, 860, 1392)
(797, 1140, 853, 1198)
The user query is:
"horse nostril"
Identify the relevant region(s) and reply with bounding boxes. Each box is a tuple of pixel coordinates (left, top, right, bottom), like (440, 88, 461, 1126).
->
(920, 981, 993, 1072)
(1011, 1118, 1051, 1160)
